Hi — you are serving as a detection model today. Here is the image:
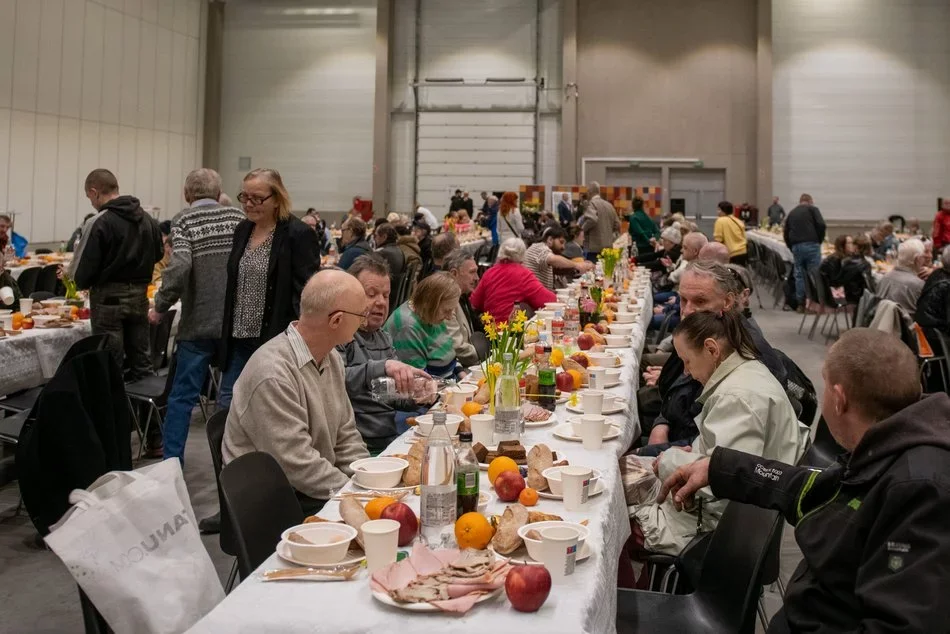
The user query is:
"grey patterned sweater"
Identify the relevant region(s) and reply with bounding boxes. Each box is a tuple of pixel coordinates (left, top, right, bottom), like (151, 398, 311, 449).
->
(154, 200, 245, 341)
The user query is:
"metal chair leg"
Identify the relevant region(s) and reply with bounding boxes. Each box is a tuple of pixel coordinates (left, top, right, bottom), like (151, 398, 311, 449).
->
(225, 559, 239, 592)
(808, 312, 822, 340)
(798, 310, 808, 334)
(757, 595, 770, 630)
(775, 575, 787, 597)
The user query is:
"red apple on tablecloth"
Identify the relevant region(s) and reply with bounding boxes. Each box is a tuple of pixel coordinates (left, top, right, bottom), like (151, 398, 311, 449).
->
(570, 352, 590, 368)
(555, 371, 575, 393)
(595, 322, 609, 334)
(494, 470, 526, 502)
(506, 564, 552, 612)
(577, 333, 594, 350)
(379, 502, 419, 546)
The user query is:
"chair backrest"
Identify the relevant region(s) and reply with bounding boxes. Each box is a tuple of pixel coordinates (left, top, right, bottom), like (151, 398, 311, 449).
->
(218, 452, 304, 578)
(653, 310, 675, 345)
(29, 290, 54, 301)
(854, 289, 876, 328)
(15, 267, 41, 297)
(205, 408, 236, 556)
(810, 415, 845, 466)
(61, 334, 111, 368)
(148, 309, 177, 371)
(37, 265, 60, 295)
(804, 269, 822, 305)
(695, 501, 782, 633)
(471, 332, 490, 362)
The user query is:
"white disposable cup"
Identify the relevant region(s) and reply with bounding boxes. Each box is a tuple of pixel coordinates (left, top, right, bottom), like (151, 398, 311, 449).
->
(361, 519, 400, 573)
(18, 298, 33, 314)
(561, 466, 593, 511)
(0, 286, 13, 306)
(446, 385, 477, 414)
(588, 367, 607, 390)
(580, 415, 606, 450)
(539, 526, 579, 582)
(0, 314, 12, 331)
(601, 394, 617, 410)
(580, 390, 604, 415)
(470, 414, 494, 447)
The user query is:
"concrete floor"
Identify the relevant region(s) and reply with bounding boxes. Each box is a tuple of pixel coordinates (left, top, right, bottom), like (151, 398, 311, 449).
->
(0, 302, 832, 633)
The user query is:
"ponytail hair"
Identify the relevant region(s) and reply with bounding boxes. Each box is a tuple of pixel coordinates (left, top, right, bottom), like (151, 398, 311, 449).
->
(673, 310, 760, 360)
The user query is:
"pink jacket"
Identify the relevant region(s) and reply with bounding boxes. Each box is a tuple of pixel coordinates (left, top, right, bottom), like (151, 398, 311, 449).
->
(470, 261, 556, 323)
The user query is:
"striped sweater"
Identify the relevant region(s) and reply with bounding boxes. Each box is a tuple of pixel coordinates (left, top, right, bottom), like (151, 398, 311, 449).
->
(383, 302, 459, 380)
(154, 200, 245, 341)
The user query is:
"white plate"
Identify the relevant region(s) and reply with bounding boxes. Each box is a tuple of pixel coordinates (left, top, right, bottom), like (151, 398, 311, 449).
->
(523, 411, 557, 428)
(494, 541, 593, 566)
(351, 479, 416, 493)
(566, 398, 627, 415)
(276, 540, 365, 568)
(537, 479, 606, 500)
(552, 422, 622, 443)
(372, 586, 503, 612)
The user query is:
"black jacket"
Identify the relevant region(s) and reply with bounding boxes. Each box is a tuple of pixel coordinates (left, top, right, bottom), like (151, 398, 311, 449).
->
(783, 204, 826, 247)
(914, 267, 950, 337)
(221, 216, 320, 367)
(72, 196, 163, 289)
(641, 244, 682, 272)
(376, 243, 406, 279)
(710, 393, 950, 634)
(16, 349, 132, 535)
(819, 255, 871, 304)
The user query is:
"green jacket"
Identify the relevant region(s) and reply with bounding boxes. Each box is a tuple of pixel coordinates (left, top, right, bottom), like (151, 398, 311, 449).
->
(627, 209, 660, 254)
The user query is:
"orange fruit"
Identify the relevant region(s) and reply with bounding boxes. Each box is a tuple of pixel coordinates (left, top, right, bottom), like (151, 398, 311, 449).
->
(567, 369, 583, 390)
(11, 312, 23, 330)
(454, 512, 493, 550)
(518, 488, 539, 507)
(461, 401, 482, 418)
(365, 496, 397, 520)
(488, 456, 519, 485)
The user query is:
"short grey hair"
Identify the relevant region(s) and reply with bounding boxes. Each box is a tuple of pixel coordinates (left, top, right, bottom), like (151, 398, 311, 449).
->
(488, 195, 498, 204)
(442, 249, 474, 273)
(498, 237, 526, 263)
(661, 226, 682, 245)
(684, 260, 743, 296)
(587, 181, 601, 197)
(897, 238, 925, 268)
(184, 168, 222, 202)
(941, 245, 950, 269)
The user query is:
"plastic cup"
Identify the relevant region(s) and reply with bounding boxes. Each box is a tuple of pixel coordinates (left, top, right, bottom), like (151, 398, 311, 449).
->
(18, 298, 33, 314)
(579, 415, 606, 450)
(561, 466, 593, 511)
(539, 526, 579, 582)
(0, 314, 12, 331)
(0, 286, 14, 306)
(361, 519, 400, 573)
(588, 367, 607, 390)
(446, 385, 477, 414)
(470, 414, 494, 447)
(580, 390, 604, 415)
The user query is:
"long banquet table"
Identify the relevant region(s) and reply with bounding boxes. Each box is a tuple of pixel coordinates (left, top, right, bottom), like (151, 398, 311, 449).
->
(189, 291, 653, 634)
(0, 321, 93, 395)
(747, 229, 793, 263)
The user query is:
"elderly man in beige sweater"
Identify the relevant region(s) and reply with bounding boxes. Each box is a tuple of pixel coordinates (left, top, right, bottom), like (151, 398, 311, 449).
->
(223, 269, 371, 513)
(580, 181, 620, 261)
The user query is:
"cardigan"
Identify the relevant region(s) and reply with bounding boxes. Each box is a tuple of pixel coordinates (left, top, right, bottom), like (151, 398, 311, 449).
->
(469, 260, 556, 323)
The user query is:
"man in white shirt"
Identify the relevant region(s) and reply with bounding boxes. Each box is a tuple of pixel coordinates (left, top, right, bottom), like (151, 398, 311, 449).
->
(524, 226, 593, 291)
(415, 204, 439, 232)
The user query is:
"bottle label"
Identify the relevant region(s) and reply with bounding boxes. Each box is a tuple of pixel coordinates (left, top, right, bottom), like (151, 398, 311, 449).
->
(421, 488, 457, 526)
(494, 409, 520, 436)
(464, 471, 477, 490)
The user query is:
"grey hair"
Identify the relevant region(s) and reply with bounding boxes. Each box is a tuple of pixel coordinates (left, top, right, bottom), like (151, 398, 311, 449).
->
(349, 253, 390, 279)
(184, 168, 222, 202)
(498, 237, 526, 263)
(588, 181, 601, 197)
(488, 195, 498, 204)
(684, 260, 743, 296)
(661, 226, 682, 245)
(442, 249, 475, 273)
(218, 192, 233, 206)
(897, 238, 925, 268)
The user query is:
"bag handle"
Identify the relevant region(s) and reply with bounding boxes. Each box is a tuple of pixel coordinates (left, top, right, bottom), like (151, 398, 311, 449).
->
(67, 470, 152, 508)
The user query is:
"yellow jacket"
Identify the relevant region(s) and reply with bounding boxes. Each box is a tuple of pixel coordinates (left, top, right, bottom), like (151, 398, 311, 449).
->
(713, 215, 748, 258)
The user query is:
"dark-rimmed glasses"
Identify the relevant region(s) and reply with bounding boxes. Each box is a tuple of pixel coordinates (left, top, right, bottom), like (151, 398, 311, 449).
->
(237, 192, 274, 206)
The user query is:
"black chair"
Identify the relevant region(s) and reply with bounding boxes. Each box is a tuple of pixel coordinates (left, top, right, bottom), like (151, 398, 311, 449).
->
(148, 309, 177, 371)
(652, 310, 675, 346)
(814, 270, 848, 343)
(29, 291, 54, 301)
(205, 409, 239, 590)
(33, 248, 53, 255)
(0, 409, 30, 445)
(15, 267, 41, 297)
(218, 451, 305, 579)
(125, 351, 177, 459)
(471, 332, 490, 362)
(801, 416, 845, 469)
(36, 264, 61, 295)
(756, 520, 788, 629)
(617, 501, 781, 634)
(797, 270, 824, 340)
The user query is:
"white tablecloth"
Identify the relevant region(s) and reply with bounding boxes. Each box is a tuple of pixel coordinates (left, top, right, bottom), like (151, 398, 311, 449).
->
(7, 265, 40, 281)
(189, 290, 654, 634)
(0, 321, 92, 395)
(747, 230, 793, 263)
(459, 237, 488, 256)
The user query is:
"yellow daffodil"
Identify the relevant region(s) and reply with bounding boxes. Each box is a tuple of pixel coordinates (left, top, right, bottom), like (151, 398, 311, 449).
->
(511, 321, 523, 333)
(488, 362, 502, 377)
(497, 321, 508, 332)
(515, 309, 528, 324)
(481, 313, 493, 325)
(484, 323, 497, 340)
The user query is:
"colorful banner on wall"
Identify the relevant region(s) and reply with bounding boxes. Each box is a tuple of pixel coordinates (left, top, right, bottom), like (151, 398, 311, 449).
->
(635, 186, 663, 218)
(519, 185, 546, 212)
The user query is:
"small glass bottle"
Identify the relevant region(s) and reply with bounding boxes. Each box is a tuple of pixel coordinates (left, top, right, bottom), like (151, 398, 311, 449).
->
(538, 367, 557, 412)
(455, 432, 480, 517)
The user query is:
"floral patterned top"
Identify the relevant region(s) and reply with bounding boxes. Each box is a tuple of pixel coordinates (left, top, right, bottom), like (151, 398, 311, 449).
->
(232, 231, 273, 339)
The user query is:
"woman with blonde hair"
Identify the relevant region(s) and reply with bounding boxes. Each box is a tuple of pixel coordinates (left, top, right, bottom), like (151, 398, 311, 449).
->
(497, 191, 524, 243)
(384, 272, 466, 380)
(219, 168, 320, 405)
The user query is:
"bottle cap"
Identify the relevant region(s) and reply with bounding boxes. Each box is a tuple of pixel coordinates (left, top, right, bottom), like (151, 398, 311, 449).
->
(458, 432, 473, 443)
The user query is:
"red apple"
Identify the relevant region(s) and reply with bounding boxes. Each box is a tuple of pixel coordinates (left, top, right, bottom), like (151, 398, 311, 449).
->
(555, 371, 574, 393)
(595, 323, 609, 334)
(577, 333, 594, 350)
(505, 565, 552, 612)
(570, 352, 590, 368)
(379, 502, 419, 546)
(494, 470, 526, 502)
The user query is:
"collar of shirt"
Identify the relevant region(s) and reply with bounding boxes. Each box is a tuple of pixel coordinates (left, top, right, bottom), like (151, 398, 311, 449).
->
(697, 351, 751, 404)
(286, 322, 329, 374)
(190, 198, 219, 208)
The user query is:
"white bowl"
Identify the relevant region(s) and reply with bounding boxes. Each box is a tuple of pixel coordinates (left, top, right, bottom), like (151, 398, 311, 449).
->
(605, 368, 622, 382)
(534, 309, 555, 321)
(280, 523, 358, 565)
(518, 520, 590, 561)
(603, 334, 629, 347)
(467, 365, 485, 380)
(0, 309, 11, 316)
(609, 323, 635, 336)
(350, 456, 409, 489)
(541, 466, 602, 497)
(586, 352, 617, 367)
(414, 413, 464, 436)
(31, 315, 61, 325)
(543, 302, 566, 311)
(39, 299, 67, 307)
(612, 312, 636, 323)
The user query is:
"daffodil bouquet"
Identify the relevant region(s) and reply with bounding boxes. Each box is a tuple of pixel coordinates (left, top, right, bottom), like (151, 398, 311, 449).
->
(598, 247, 623, 280)
(480, 309, 534, 414)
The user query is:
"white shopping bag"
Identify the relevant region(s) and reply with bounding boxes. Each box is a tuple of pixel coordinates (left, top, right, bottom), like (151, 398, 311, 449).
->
(45, 459, 225, 634)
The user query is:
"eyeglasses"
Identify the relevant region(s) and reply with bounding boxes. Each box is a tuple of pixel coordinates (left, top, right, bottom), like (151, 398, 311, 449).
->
(331, 309, 369, 327)
(237, 192, 274, 206)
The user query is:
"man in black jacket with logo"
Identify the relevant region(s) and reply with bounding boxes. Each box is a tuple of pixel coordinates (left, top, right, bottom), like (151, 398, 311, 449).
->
(69, 169, 163, 382)
(660, 328, 950, 634)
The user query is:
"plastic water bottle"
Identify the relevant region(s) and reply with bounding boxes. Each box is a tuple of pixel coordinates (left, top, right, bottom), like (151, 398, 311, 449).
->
(494, 353, 522, 443)
(420, 411, 457, 547)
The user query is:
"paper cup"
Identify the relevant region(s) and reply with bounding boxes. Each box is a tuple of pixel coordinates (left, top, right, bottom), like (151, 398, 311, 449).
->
(18, 298, 33, 314)
(0, 286, 13, 306)
(561, 466, 593, 511)
(0, 314, 11, 331)
(579, 415, 606, 450)
(445, 385, 477, 414)
(580, 390, 604, 415)
(470, 414, 494, 447)
(588, 367, 607, 390)
(539, 526, 579, 582)
(602, 394, 617, 410)
(361, 519, 400, 573)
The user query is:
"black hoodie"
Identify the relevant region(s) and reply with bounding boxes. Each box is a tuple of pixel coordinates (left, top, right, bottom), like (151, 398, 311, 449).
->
(72, 196, 163, 289)
(709, 393, 950, 633)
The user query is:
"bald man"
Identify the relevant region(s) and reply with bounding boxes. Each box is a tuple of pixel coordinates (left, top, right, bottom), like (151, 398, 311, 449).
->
(668, 232, 708, 287)
(223, 269, 370, 513)
(698, 240, 730, 264)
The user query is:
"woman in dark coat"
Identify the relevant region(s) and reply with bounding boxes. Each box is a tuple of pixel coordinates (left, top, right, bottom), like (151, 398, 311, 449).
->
(218, 168, 320, 406)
